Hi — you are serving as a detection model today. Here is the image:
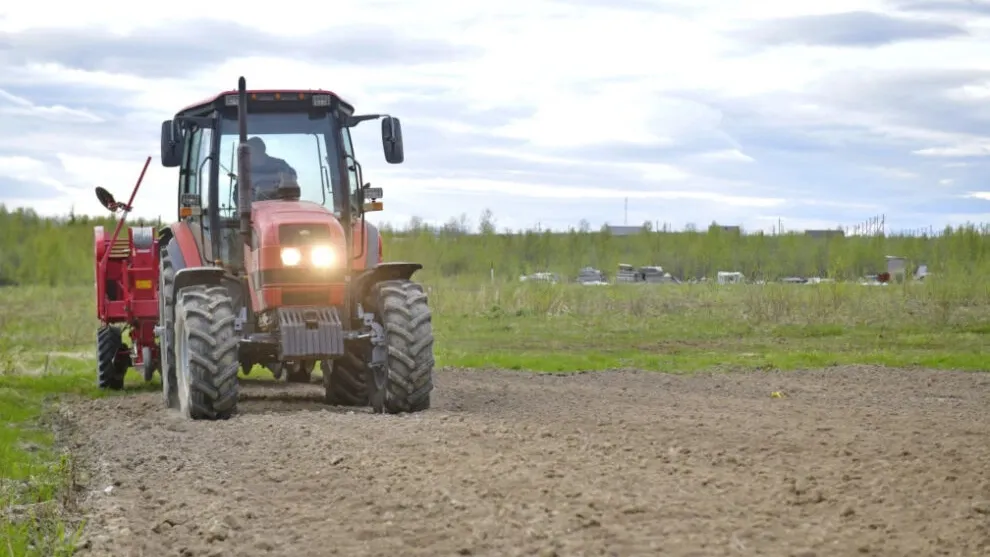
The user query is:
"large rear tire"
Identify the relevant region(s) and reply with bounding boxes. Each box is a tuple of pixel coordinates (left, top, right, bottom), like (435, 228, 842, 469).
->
(159, 247, 178, 408)
(368, 280, 434, 414)
(173, 284, 239, 420)
(97, 325, 127, 390)
(322, 348, 368, 406)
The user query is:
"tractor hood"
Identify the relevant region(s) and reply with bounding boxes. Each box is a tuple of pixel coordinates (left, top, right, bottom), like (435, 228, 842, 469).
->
(251, 200, 347, 252)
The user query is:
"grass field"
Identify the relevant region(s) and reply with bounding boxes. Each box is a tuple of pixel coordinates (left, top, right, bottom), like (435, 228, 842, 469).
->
(1, 273, 988, 554)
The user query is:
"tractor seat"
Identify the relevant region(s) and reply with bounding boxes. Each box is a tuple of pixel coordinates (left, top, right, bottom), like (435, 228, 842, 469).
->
(108, 237, 130, 259)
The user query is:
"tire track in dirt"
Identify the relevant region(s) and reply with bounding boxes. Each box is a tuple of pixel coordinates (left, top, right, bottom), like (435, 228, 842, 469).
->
(62, 365, 990, 557)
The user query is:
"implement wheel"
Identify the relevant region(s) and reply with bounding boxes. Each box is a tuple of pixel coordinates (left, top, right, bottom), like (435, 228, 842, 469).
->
(322, 346, 369, 407)
(97, 325, 128, 390)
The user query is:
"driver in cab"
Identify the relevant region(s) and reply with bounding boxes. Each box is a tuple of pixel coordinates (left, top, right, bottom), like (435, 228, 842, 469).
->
(246, 136, 298, 200)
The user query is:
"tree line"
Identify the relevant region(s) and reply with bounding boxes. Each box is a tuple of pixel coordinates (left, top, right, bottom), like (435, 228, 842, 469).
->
(1, 205, 987, 287)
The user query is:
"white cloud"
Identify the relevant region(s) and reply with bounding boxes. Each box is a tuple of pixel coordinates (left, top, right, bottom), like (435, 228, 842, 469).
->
(695, 149, 757, 163)
(1, 0, 990, 231)
(0, 89, 103, 123)
(866, 165, 919, 179)
(467, 148, 693, 181)
(914, 144, 990, 157)
(0, 155, 65, 190)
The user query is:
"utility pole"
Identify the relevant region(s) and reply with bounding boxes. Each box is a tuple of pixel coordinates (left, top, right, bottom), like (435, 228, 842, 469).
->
(624, 197, 628, 226)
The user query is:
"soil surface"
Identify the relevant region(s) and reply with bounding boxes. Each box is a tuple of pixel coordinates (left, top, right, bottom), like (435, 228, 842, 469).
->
(61, 365, 990, 557)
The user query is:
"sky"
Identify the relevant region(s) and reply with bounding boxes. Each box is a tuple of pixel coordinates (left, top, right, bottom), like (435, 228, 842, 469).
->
(2, 0, 990, 234)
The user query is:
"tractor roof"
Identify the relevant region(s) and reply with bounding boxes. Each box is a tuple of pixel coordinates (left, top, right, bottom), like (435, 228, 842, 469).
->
(175, 88, 351, 117)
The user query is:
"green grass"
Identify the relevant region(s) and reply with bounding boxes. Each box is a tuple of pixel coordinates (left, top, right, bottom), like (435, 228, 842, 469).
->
(1, 270, 989, 552)
(0, 373, 95, 557)
(0, 287, 114, 557)
(430, 278, 989, 373)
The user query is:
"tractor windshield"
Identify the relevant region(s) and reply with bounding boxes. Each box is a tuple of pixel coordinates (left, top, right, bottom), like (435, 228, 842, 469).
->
(216, 112, 353, 217)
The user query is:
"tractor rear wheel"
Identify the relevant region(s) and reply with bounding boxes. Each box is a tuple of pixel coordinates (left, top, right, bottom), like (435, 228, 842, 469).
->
(173, 284, 239, 420)
(322, 347, 368, 406)
(159, 247, 178, 408)
(368, 280, 435, 414)
(97, 325, 128, 390)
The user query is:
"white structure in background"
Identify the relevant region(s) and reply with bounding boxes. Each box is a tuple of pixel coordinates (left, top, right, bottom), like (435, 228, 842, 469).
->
(576, 267, 608, 285)
(616, 263, 637, 283)
(885, 255, 907, 282)
(717, 271, 745, 284)
(519, 272, 560, 284)
(615, 264, 679, 284)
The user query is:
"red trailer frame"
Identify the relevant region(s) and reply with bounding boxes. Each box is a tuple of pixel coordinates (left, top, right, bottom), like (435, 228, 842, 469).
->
(93, 156, 161, 385)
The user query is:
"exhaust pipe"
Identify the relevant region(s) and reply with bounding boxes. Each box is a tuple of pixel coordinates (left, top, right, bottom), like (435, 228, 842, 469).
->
(237, 76, 252, 243)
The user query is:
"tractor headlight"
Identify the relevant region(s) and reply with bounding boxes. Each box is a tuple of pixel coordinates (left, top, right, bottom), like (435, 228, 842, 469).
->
(311, 245, 336, 267)
(280, 247, 302, 266)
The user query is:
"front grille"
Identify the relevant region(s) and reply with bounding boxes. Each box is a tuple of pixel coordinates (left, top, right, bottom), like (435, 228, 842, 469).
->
(282, 290, 331, 306)
(279, 224, 333, 246)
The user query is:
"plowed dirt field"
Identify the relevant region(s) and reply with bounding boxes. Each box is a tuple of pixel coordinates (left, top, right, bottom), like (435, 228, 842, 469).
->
(61, 365, 990, 556)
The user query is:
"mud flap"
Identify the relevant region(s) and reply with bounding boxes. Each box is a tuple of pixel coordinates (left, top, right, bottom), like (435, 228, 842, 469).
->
(352, 262, 423, 308)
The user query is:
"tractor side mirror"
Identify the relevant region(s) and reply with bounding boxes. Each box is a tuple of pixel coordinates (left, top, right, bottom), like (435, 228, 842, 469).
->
(95, 187, 118, 211)
(160, 120, 183, 168)
(381, 116, 404, 165)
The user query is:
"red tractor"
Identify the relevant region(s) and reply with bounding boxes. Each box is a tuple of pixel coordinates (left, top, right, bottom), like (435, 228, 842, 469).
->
(93, 157, 162, 389)
(95, 76, 435, 419)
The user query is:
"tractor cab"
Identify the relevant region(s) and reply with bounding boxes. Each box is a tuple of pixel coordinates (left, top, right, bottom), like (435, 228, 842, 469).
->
(160, 88, 401, 268)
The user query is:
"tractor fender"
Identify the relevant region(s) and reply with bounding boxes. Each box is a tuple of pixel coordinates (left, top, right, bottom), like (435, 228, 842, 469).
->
(352, 262, 423, 307)
(351, 220, 381, 270)
(173, 267, 229, 297)
(366, 222, 381, 268)
(166, 222, 203, 267)
(163, 237, 188, 273)
(159, 223, 203, 306)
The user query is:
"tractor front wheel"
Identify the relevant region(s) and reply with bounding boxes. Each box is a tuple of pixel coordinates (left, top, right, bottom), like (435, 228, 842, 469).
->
(173, 284, 239, 420)
(159, 247, 178, 408)
(97, 325, 128, 390)
(368, 280, 435, 414)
